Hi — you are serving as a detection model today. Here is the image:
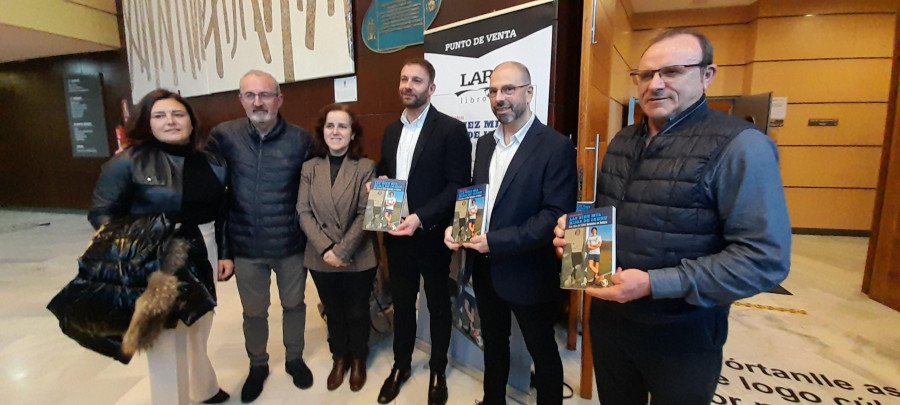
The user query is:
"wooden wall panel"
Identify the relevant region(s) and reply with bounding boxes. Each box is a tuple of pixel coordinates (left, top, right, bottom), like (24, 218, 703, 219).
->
(770, 104, 888, 146)
(627, 24, 750, 67)
(608, 98, 624, 141)
(757, 0, 898, 17)
(631, 4, 757, 30)
(784, 188, 876, 230)
(609, 53, 633, 105)
(749, 59, 893, 103)
(706, 65, 744, 97)
(593, 0, 615, 44)
(693, 24, 752, 66)
(610, 0, 632, 47)
(0, 51, 130, 209)
(754, 14, 895, 61)
(590, 45, 613, 96)
(780, 147, 882, 188)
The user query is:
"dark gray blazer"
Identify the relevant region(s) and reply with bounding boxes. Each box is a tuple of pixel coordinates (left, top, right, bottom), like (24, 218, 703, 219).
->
(297, 156, 378, 272)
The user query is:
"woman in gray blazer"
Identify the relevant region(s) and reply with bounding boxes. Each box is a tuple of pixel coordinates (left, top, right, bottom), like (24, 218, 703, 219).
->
(297, 103, 378, 392)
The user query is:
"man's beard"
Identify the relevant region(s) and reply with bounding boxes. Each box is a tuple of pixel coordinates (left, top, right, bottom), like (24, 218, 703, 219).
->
(400, 91, 426, 109)
(249, 109, 275, 124)
(493, 101, 524, 124)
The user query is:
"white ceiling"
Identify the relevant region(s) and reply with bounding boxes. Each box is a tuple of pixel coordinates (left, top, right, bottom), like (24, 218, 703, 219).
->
(0, 0, 118, 64)
(0, 23, 117, 64)
(630, 0, 757, 13)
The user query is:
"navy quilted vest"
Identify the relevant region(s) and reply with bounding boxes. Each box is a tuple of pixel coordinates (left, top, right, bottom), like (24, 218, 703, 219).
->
(595, 99, 755, 322)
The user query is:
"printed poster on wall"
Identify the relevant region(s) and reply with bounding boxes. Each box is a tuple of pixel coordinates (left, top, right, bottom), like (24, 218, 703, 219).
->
(424, 0, 553, 154)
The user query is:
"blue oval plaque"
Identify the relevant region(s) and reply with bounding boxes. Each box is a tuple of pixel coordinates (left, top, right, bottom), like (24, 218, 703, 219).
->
(363, 0, 441, 53)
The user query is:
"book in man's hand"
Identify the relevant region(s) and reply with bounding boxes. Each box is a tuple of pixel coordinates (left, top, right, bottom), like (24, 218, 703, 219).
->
(364, 179, 407, 232)
(451, 184, 489, 243)
(560, 206, 616, 290)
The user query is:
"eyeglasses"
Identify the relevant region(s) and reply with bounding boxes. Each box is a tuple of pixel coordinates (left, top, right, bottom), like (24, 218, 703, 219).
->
(485, 84, 531, 98)
(240, 92, 278, 101)
(629, 64, 705, 85)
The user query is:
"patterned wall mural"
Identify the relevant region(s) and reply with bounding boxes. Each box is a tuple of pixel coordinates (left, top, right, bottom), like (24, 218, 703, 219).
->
(123, 0, 355, 102)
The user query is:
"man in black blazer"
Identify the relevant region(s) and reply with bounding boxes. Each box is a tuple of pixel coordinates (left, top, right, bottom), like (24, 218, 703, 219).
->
(446, 61, 577, 405)
(375, 58, 471, 405)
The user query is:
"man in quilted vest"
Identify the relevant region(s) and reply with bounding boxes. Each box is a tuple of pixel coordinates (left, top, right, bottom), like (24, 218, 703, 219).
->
(554, 29, 791, 404)
(211, 70, 314, 402)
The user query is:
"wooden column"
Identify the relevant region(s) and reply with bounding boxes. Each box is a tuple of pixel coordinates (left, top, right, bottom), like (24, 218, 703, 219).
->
(863, 11, 900, 311)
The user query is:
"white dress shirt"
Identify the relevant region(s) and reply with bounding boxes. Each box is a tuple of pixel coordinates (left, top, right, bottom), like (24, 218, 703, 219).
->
(396, 103, 430, 218)
(485, 113, 536, 230)
(396, 103, 431, 181)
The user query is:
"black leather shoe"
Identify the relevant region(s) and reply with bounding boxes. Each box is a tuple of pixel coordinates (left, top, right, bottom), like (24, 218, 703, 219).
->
(201, 388, 230, 404)
(428, 372, 448, 405)
(377, 367, 411, 404)
(286, 358, 314, 389)
(241, 365, 269, 403)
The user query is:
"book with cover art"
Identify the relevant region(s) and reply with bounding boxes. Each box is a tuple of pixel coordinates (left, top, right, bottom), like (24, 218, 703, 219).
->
(452, 285, 484, 349)
(363, 179, 407, 231)
(451, 184, 489, 243)
(560, 206, 616, 289)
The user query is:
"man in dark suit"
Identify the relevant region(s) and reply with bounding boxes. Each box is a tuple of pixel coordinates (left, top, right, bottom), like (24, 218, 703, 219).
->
(375, 58, 471, 405)
(446, 61, 577, 405)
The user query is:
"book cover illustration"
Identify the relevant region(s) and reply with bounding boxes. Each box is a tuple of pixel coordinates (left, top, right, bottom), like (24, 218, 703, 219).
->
(452, 285, 483, 349)
(560, 206, 616, 289)
(363, 179, 407, 231)
(451, 184, 489, 243)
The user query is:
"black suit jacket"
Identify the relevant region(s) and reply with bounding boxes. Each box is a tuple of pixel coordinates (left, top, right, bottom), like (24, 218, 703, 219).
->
(473, 118, 577, 305)
(377, 106, 472, 252)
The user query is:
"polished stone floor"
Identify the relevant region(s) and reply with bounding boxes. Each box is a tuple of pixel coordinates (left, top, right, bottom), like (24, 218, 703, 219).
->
(1, 210, 898, 405)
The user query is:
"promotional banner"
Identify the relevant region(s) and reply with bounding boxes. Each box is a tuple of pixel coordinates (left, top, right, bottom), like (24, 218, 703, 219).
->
(424, 0, 553, 153)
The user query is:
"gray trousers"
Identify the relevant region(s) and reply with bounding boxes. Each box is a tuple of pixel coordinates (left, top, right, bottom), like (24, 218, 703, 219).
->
(234, 253, 307, 366)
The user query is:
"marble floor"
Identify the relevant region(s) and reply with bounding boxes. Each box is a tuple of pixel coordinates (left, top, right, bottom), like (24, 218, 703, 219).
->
(1, 210, 898, 405)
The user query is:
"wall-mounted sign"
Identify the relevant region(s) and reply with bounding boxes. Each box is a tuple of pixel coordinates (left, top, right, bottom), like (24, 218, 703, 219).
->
(334, 76, 358, 103)
(770, 97, 787, 120)
(64, 75, 110, 158)
(363, 0, 441, 53)
(808, 119, 838, 127)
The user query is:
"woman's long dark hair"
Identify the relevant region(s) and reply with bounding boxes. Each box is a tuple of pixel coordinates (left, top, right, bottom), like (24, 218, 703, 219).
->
(311, 103, 364, 159)
(125, 89, 206, 151)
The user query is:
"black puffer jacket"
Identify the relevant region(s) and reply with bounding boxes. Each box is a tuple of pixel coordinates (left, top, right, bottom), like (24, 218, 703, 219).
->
(210, 116, 312, 259)
(86, 142, 224, 321)
(48, 215, 214, 364)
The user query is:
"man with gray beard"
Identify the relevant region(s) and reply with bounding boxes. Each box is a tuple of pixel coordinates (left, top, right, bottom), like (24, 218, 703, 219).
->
(446, 61, 577, 405)
(211, 70, 314, 402)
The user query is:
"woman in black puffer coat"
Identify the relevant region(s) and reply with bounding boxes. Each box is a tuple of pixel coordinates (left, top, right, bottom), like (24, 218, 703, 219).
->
(56, 89, 230, 404)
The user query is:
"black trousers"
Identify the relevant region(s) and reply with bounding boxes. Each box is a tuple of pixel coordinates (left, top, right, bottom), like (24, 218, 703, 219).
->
(590, 300, 727, 405)
(310, 268, 377, 360)
(472, 256, 563, 405)
(385, 241, 452, 372)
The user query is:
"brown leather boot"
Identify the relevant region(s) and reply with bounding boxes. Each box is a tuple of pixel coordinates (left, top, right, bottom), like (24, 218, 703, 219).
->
(348, 357, 367, 392)
(326, 357, 349, 391)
